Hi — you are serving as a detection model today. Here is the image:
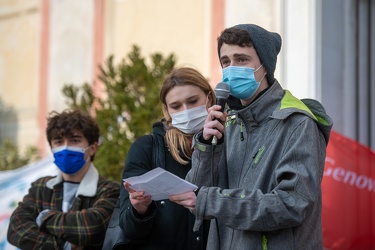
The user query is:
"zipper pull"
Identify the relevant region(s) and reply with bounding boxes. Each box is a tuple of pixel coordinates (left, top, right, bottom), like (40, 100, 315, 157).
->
(240, 121, 244, 141)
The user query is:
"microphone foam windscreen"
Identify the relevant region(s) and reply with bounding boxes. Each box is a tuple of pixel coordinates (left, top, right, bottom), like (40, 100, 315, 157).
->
(214, 82, 230, 99)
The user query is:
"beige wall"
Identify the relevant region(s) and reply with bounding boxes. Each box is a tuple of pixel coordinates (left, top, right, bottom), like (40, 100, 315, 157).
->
(104, 0, 212, 77)
(48, 0, 94, 113)
(0, 0, 215, 155)
(0, 0, 41, 153)
(0, 0, 318, 155)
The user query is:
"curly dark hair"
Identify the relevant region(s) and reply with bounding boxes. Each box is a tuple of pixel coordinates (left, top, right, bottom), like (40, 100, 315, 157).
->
(217, 27, 254, 53)
(46, 109, 100, 160)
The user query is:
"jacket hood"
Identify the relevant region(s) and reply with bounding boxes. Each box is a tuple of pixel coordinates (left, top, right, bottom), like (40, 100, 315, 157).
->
(272, 90, 333, 144)
(226, 82, 333, 145)
(152, 120, 167, 137)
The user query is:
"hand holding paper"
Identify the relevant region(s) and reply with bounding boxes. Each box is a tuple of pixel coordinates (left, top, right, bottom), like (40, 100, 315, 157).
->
(123, 167, 198, 201)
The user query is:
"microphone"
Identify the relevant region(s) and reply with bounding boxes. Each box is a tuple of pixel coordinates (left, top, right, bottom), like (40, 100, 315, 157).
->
(211, 82, 230, 145)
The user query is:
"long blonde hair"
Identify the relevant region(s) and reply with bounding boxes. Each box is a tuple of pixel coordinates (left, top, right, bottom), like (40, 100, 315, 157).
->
(160, 67, 216, 165)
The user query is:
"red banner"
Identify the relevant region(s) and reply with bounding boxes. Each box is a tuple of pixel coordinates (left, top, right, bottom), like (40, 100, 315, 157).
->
(322, 130, 375, 250)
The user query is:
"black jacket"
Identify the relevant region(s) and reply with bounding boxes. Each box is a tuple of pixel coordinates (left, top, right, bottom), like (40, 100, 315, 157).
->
(118, 121, 209, 250)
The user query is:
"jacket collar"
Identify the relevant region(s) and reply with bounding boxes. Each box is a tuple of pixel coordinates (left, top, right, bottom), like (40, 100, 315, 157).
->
(46, 163, 99, 197)
(234, 80, 332, 144)
(237, 80, 284, 126)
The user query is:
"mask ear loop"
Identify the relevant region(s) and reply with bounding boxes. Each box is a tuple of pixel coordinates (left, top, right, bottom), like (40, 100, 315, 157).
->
(254, 64, 263, 72)
(84, 145, 93, 163)
(258, 73, 266, 84)
(254, 64, 267, 84)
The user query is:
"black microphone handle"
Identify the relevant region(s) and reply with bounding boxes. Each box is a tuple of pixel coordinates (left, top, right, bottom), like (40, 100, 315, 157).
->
(216, 98, 226, 112)
(211, 98, 226, 145)
(211, 82, 230, 145)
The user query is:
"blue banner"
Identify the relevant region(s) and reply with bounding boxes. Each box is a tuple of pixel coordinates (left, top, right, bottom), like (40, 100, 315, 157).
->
(0, 156, 58, 250)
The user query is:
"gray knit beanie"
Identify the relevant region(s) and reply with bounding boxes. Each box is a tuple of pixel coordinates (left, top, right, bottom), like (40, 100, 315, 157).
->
(219, 24, 282, 84)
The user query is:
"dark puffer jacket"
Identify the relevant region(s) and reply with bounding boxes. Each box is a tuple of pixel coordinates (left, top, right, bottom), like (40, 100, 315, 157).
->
(119, 122, 209, 250)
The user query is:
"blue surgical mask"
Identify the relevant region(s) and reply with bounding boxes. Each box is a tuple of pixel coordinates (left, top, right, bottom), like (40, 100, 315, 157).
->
(222, 65, 265, 100)
(52, 146, 89, 174)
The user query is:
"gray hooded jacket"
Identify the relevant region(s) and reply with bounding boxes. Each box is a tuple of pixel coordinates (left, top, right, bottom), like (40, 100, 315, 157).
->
(187, 81, 333, 250)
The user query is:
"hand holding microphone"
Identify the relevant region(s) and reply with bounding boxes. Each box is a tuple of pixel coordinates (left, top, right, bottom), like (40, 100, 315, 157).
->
(210, 82, 230, 145)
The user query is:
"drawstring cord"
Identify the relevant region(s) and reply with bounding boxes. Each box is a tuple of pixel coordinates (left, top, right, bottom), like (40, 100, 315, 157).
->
(211, 144, 221, 250)
(240, 121, 244, 141)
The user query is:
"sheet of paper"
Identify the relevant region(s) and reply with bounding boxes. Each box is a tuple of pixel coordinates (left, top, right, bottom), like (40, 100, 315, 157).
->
(123, 167, 198, 201)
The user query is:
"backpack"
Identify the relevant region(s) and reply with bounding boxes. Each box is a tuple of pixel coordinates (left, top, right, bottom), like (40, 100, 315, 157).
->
(102, 133, 165, 250)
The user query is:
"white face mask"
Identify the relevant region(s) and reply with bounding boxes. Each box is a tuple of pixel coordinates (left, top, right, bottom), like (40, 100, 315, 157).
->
(171, 105, 208, 134)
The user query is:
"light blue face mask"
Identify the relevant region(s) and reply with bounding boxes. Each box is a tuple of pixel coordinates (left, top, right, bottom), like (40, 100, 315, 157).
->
(222, 65, 265, 100)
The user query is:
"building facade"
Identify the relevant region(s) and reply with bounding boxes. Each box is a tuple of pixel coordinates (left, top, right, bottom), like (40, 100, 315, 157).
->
(0, 0, 374, 156)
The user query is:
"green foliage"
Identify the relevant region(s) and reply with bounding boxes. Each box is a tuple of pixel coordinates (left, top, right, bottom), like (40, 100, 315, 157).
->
(0, 139, 40, 171)
(0, 98, 40, 171)
(62, 83, 95, 114)
(63, 45, 176, 180)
